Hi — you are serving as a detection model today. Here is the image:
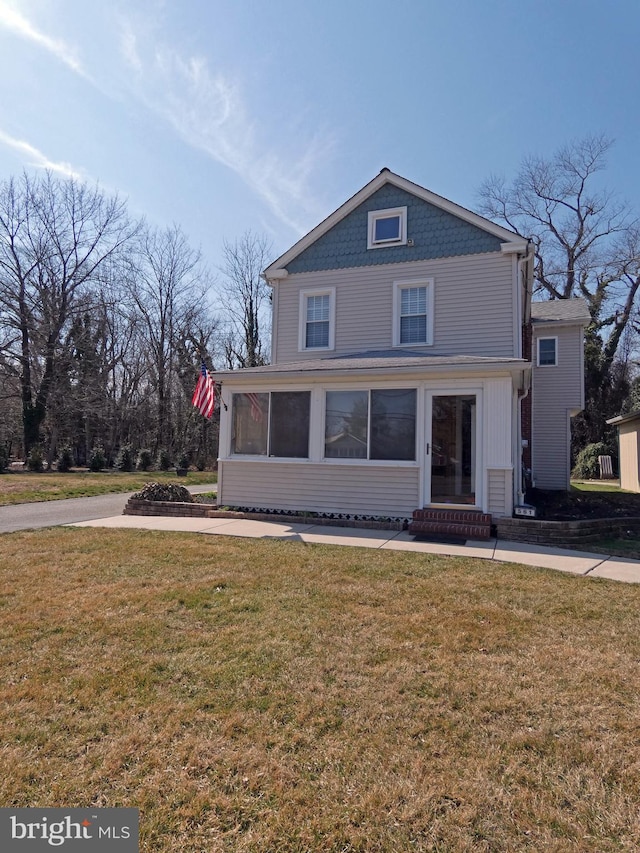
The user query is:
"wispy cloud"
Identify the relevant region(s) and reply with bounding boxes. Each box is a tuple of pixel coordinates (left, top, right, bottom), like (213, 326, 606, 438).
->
(0, 129, 83, 180)
(0, 0, 88, 78)
(0, 2, 333, 234)
(118, 19, 332, 235)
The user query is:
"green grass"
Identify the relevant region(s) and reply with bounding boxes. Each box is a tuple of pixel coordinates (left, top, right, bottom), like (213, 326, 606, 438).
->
(571, 481, 625, 493)
(587, 538, 640, 559)
(0, 471, 216, 505)
(1, 527, 640, 851)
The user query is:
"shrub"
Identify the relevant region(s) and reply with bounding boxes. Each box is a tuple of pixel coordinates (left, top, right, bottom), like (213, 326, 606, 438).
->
(56, 445, 74, 473)
(27, 445, 44, 472)
(136, 449, 153, 471)
(0, 446, 8, 473)
(571, 441, 611, 480)
(132, 482, 192, 502)
(156, 448, 172, 471)
(115, 444, 135, 472)
(89, 445, 106, 472)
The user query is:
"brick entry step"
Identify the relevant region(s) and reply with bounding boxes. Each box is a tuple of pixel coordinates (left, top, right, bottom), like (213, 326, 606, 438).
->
(408, 508, 492, 541)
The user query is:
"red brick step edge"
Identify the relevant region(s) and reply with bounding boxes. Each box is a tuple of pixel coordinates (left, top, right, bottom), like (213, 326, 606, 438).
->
(408, 509, 492, 541)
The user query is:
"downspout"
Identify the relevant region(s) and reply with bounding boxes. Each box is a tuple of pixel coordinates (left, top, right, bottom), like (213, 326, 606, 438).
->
(262, 268, 288, 364)
(517, 374, 531, 505)
(517, 242, 534, 357)
(515, 244, 534, 506)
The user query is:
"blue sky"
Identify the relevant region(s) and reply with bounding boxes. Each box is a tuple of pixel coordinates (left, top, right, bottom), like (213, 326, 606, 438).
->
(0, 0, 638, 273)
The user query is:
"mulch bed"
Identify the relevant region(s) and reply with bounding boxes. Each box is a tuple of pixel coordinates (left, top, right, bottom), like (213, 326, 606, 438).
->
(529, 488, 640, 520)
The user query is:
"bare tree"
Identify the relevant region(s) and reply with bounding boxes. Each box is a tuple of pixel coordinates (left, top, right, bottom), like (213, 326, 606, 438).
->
(477, 135, 639, 446)
(125, 224, 216, 454)
(0, 171, 138, 457)
(218, 231, 272, 367)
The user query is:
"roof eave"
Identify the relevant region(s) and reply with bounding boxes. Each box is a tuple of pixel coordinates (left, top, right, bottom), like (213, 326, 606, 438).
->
(216, 359, 531, 383)
(606, 411, 640, 426)
(532, 317, 591, 329)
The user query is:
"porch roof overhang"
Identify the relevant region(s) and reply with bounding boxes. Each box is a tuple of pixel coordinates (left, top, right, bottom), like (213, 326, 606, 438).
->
(216, 350, 531, 384)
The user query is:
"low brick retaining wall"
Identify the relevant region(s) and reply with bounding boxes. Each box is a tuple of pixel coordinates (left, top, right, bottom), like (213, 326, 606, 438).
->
(124, 499, 639, 545)
(125, 499, 217, 518)
(124, 499, 406, 531)
(496, 516, 640, 547)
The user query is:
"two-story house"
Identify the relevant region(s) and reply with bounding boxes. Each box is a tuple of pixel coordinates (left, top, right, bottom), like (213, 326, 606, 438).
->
(215, 169, 589, 533)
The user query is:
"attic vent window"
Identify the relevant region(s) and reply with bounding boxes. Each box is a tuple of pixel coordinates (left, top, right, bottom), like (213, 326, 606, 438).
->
(367, 206, 407, 249)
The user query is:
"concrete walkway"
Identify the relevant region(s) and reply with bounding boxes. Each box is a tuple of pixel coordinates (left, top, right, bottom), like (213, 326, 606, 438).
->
(69, 514, 640, 584)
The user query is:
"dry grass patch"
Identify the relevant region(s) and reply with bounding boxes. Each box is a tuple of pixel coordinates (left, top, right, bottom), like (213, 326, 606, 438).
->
(0, 471, 216, 505)
(1, 529, 640, 851)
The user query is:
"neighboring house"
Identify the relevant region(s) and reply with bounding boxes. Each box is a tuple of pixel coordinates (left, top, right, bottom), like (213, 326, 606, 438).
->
(215, 169, 589, 525)
(606, 411, 640, 492)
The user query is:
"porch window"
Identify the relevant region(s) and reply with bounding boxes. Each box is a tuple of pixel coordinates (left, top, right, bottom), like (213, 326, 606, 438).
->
(232, 391, 310, 457)
(231, 393, 268, 455)
(324, 388, 416, 460)
(370, 389, 417, 460)
(325, 390, 368, 458)
(269, 391, 311, 457)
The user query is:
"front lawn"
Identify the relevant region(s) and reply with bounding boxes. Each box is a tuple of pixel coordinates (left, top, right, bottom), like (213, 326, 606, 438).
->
(0, 470, 216, 506)
(1, 528, 639, 851)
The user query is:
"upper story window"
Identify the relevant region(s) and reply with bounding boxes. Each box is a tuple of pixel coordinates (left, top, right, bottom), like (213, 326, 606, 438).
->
(367, 206, 408, 249)
(299, 288, 335, 351)
(393, 278, 434, 347)
(537, 337, 557, 367)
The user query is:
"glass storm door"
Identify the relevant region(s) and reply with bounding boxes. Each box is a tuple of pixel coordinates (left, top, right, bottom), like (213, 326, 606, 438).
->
(427, 393, 477, 506)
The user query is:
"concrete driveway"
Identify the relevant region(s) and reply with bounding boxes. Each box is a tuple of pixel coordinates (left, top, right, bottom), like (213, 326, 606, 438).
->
(0, 484, 217, 534)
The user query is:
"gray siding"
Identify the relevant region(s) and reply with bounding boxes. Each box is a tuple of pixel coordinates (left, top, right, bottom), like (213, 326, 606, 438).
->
(286, 184, 503, 273)
(275, 252, 515, 363)
(531, 325, 584, 490)
(219, 460, 420, 517)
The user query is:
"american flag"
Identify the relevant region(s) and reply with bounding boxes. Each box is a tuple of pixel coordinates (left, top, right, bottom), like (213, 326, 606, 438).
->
(191, 362, 216, 419)
(246, 393, 264, 422)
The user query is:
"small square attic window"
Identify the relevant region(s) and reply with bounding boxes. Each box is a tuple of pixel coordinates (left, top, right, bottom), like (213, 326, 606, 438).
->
(367, 206, 407, 249)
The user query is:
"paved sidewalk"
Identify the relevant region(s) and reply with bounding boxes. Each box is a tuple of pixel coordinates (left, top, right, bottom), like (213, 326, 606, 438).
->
(69, 515, 640, 584)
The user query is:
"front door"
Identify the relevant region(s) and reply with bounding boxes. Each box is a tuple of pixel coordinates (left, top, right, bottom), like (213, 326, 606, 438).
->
(426, 393, 478, 506)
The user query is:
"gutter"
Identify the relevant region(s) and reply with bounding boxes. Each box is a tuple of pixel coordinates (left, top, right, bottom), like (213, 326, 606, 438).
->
(517, 242, 534, 352)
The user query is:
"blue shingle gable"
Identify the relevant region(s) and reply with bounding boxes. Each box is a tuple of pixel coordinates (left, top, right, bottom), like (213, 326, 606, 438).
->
(286, 184, 503, 274)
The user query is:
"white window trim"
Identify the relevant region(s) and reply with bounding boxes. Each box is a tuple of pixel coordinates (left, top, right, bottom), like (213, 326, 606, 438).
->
(298, 287, 336, 352)
(230, 390, 312, 460)
(537, 336, 558, 367)
(393, 278, 434, 347)
(367, 206, 408, 249)
(322, 387, 418, 463)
